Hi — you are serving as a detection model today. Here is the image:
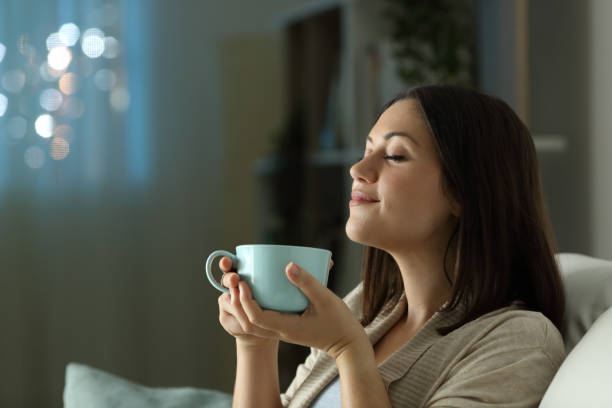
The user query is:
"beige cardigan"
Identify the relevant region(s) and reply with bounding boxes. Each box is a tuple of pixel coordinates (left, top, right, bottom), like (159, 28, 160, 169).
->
(281, 282, 566, 407)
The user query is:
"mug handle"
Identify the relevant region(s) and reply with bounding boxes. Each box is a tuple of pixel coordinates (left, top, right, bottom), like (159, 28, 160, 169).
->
(205, 250, 237, 293)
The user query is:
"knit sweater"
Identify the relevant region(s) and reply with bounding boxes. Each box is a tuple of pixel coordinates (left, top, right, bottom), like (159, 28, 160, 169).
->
(280, 282, 565, 407)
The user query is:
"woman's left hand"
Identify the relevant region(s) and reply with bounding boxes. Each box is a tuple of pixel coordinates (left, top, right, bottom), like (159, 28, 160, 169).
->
(236, 262, 370, 360)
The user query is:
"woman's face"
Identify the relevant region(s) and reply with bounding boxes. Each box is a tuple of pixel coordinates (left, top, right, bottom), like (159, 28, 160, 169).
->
(346, 98, 458, 253)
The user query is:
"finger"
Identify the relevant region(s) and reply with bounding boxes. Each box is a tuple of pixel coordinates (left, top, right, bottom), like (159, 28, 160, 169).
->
(329, 259, 334, 270)
(219, 256, 234, 272)
(239, 281, 299, 335)
(222, 272, 240, 289)
(229, 285, 254, 333)
(237, 282, 280, 337)
(285, 262, 327, 304)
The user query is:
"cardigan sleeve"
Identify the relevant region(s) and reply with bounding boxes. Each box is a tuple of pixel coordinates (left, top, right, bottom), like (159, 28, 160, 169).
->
(280, 282, 364, 407)
(424, 313, 566, 408)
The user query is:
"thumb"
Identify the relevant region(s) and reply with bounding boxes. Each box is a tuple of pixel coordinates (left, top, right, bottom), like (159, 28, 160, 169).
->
(286, 262, 325, 303)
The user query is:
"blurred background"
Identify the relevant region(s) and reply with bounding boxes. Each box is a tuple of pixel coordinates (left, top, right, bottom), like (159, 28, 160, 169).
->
(1, 0, 611, 406)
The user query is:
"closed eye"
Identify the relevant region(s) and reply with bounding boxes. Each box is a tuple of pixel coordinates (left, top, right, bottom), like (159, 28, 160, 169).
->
(355, 154, 406, 164)
(384, 155, 405, 162)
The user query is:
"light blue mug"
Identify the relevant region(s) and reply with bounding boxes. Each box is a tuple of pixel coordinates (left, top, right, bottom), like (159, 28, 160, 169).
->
(205, 244, 332, 313)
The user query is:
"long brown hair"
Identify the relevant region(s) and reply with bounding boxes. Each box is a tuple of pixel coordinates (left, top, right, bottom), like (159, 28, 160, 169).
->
(359, 85, 565, 334)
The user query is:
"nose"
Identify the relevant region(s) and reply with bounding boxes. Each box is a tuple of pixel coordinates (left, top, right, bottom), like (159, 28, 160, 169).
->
(349, 156, 376, 183)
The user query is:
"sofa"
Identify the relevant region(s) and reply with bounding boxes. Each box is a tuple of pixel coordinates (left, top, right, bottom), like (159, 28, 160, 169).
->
(63, 253, 612, 407)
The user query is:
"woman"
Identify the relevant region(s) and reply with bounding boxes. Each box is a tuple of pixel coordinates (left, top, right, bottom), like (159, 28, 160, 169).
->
(216, 85, 566, 407)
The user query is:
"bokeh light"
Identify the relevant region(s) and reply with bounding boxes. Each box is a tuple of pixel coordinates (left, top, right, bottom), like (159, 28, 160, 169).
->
(2, 70, 26, 93)
(35, 114, 55, 138)
(48, 46, 72, 70)
(18, 34, 35, 57)
(102, 37, 119, 59)
(39, 63, 56, 82)
(58, 23, 80, 47)
(50, 136, 70, 160)
(24, 146, 45, 169)
(53, 123, 74, 143)
(6, 116, 28, 140)
(40, 88, 64, 111)
(0, 43, 6, 63)
(94, 69, 116, 91)
(46, 32, 63, 51)
(81, 28, 105, 58)
(0, 93, 7, 116)
(110, 86, 129, 112)
(59, 73, 79, 94)
(58, 97, 84, 119)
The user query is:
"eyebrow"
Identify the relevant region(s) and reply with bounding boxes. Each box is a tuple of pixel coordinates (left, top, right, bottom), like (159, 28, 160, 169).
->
(366, 132, 420, 147)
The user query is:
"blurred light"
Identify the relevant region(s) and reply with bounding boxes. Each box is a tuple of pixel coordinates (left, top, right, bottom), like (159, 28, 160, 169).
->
(18, 34, 30, 55)
(102, 37, 119, 58)
(110, 86, 129, 112)
(81, 28, 105, 58)
(0, 43, 5, 63)
(0, 93, 7, 116)
(59, 72, 79, 94)
(7, 116, 28, 140)
(39, 63, 56, 81)
(46, 32, 63, 51)
(54, 123, 74, 143)
(35, 114, 55, 138)
(24, 146, 45, 169)
(2, 70, 26, 93)
(48, 46, 72, 70)
(58, 97, 84, 119)
(94, 69, 116, 91)
(59, 23, 80, 46)
(50, 137, 70, 160)
(40, 88, 64, 111)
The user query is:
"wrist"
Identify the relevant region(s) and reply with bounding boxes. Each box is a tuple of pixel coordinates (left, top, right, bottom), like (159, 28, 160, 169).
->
(334, 336, 374, 366)
(236, 336, 279, 350)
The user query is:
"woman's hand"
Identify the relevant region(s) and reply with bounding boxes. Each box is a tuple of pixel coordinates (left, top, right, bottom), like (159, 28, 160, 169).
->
(217, 256, 280, 347)
(226, 260, 370, 360)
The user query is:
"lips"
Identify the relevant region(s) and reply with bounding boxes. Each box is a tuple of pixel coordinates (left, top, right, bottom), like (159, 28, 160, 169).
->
(350, 191, 379, 202)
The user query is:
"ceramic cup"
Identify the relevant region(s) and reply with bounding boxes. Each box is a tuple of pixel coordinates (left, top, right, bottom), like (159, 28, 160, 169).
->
(205, 244, 331, 313)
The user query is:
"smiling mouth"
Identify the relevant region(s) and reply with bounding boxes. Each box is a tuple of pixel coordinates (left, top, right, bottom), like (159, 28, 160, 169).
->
(349, 199, 379, 207)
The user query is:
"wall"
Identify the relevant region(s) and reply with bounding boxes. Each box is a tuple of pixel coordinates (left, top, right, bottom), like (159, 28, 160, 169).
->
(589, 0, 612, 259)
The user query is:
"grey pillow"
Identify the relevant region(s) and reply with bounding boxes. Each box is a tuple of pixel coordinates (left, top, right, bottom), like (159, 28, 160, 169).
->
(63, 362, 233, 408)
(555, 253, 612, 351)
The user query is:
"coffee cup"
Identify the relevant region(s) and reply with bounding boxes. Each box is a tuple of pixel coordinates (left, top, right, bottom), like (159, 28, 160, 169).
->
(205, 244, 332, 313)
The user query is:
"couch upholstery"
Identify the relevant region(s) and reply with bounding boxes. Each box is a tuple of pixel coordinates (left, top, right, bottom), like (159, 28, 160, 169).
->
(539, 253, 612, 407)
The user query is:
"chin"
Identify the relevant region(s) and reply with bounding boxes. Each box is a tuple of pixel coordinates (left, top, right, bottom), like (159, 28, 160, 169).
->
(345, 221, 376, 247)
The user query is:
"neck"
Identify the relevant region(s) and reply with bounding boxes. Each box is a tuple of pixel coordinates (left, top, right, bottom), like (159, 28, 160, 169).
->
(391, 249, 454, 330)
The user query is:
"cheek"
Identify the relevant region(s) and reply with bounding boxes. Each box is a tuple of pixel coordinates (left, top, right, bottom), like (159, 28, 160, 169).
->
(382, 172, 449, 231)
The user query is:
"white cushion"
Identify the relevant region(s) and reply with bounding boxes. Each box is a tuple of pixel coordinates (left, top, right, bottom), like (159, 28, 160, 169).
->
(539, 306, 612, 407)
(555, 253, 612, 351)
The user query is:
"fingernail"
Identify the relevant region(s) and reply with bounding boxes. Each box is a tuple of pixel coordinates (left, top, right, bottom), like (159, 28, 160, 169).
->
(288, 263, 299, 278)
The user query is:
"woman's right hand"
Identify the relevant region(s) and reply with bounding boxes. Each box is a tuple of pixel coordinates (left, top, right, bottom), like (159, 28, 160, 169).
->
(217, 256, 280, 347)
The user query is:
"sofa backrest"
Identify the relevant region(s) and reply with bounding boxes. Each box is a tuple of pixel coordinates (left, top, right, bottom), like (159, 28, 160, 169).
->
(555, 252, 612, 351)
(539, 253, 612, 408)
